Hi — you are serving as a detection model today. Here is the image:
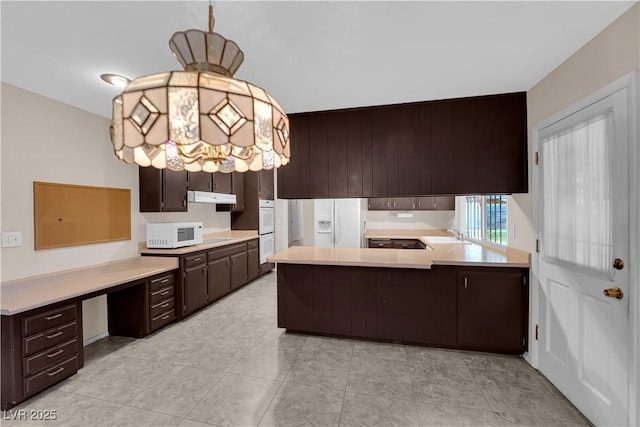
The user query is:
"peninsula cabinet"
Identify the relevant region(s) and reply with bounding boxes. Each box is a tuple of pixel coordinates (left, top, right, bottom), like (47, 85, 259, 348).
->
(277, 264, 528, 354)
(139, 167, 187, 212)
(277, 92, 527, 199)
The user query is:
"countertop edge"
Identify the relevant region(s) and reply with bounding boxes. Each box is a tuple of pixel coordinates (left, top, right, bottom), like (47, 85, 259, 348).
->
(139, 233, 259, 255)
(268, 258, 433, 270)
(1, 257, 179, 316)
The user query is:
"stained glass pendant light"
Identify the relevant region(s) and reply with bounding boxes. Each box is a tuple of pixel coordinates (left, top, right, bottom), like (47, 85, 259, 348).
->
(109, 4, 290, 172)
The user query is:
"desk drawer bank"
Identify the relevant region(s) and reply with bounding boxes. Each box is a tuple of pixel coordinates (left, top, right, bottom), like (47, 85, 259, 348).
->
(1, 257, 178, 410)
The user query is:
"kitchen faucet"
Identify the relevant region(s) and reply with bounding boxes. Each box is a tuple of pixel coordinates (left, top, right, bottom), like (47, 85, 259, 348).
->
(447, 228, 464, 241)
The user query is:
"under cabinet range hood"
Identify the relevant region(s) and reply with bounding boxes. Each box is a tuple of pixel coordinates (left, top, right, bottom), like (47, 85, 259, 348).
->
(187, 191, 237, 205)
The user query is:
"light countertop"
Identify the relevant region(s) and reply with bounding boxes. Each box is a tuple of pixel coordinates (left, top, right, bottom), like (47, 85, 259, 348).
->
(0, 256, 179, 315)
(269, 229, 530, 269)
(139, 230, 259, 255)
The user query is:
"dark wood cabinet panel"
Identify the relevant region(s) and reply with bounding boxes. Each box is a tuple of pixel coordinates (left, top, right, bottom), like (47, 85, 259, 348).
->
(434, 196, 455, 210)
(414, 196, 435, 210)
(429, 100, 455, 195)
(277, 264, 527, 354)
(309, 113, 329, 198)
(388, 197, 414, 210)
(139, 167, 187, 212)
(277, 92, 527, 199)
(259, 169, 274, 200)
(188, 172, 212, 192)
(208, 256, 230, 302)
(327, 111, 348, 198)
(230, 252, 248, 290)
(248, 247, 259, 282)
(347, 110, 364, 197)
(453, 98, 479, 194)
(397, 104, 421, 196)
(184, 264, 208, 315)
(457, 269, 527, 353)
(216, 172, 245, 213)
(367, 198, 391, 210)
(371, 108, 388, 197)
(213, 173, 232, 194)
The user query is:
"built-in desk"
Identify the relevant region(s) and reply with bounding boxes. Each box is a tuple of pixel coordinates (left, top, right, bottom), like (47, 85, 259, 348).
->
(0, 256, 178, 410)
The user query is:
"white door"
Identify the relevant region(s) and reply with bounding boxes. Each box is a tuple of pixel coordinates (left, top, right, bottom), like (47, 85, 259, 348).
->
(537, 88, 630, 426)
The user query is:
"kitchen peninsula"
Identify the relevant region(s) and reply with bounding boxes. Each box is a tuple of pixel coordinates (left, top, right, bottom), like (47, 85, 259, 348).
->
(269, 232, 530, 355)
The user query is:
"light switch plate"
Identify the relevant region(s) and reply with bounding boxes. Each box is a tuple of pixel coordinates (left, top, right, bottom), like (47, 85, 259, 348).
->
(1, 231, 23, 248)
(510, 225, 516, 239)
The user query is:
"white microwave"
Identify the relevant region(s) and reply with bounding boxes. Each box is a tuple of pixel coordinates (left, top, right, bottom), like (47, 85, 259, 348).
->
(146, 222, 203, 249)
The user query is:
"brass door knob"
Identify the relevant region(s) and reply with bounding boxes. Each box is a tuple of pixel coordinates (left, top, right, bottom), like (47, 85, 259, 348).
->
(613, 258, 625, 270)
(603, 287, 624, 299)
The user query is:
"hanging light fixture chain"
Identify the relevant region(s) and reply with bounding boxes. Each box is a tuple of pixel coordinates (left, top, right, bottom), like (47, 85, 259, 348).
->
(208, 2, 214, 33)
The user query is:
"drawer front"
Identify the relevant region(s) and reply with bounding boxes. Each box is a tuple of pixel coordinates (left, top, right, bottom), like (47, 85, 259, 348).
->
(150, 297, 175, 319)
(23, 356, 79, 397)
(150, 310, 176, 332)
(150, 285, 174, 305)
(23, 322, 78, 356)
(368, 239, 393, 248)
(393, 240, 419, 249)
(247, 239, 258, 250)
(23, 339, 78, 377)
(150, 273, 175, 293)
(22, 304, 77, 336)
(184, 252, 206, 269)
(208, 242, 247, 261)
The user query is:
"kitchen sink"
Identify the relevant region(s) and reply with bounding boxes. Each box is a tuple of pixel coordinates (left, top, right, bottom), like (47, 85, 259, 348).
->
(423, 236, 471, 244)
(203, 237, 236, 244)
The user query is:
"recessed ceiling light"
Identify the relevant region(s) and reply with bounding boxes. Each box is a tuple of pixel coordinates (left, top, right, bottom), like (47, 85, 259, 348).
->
(100, 73, 131, 88)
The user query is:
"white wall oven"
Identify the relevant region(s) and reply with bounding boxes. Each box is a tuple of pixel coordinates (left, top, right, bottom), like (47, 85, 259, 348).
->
(259, 199, 275, 263)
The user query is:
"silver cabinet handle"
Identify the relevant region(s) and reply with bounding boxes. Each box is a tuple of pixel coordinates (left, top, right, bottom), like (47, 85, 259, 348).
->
(464, 277, 468, 288)
(46, 331, 63, 339)
(47, 367, 65, 377)
(45, 313, 63, 321)
(46, 349, 64, 358)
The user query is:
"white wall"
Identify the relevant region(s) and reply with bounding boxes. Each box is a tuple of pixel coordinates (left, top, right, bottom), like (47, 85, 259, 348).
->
(0, 83, 230, 342)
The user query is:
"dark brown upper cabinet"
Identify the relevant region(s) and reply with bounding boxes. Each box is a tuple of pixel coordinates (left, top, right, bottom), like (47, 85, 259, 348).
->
(187, 172, 212, 192)
(213, 173, 232, 194)
(139, 167, 187, 212)
(278, 92, 527, 199)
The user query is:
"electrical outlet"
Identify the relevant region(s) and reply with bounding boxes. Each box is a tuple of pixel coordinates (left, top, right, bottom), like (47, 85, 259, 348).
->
(1, 231, 23, 248)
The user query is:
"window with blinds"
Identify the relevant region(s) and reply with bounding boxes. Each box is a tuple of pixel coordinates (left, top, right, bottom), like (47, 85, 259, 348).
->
(465, 195, 508, 245)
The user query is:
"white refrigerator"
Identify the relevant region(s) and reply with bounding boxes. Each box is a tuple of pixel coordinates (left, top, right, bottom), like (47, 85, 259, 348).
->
(314, 198, 363, 248)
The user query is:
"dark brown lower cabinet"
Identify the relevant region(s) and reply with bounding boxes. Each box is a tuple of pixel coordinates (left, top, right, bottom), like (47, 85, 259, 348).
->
(277, 264, 527, 354)
(208, 256, 231, 301)
(248, 247, 260, 281)
(457, 269, 527, 352)
(230, 252, 248, 290)
(184, 261, 209, 316)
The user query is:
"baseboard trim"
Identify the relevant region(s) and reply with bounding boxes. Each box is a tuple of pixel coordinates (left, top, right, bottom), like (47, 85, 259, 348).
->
(83, 331, 109, 346)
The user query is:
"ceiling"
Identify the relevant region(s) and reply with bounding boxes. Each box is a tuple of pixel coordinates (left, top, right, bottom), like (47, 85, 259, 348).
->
(1, 1, 637, 118)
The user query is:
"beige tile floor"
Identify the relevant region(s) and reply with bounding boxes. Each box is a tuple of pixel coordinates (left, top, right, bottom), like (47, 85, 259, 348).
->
(3, 272, 591, 426)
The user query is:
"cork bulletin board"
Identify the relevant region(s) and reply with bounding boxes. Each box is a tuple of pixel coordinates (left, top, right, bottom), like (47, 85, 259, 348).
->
(34, 182, 131, 250)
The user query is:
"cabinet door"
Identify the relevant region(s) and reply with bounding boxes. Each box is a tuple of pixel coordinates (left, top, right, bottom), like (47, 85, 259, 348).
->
(188, 172, 212, 192)
(230, 252, 248, 290)
(414, 196, 435, 210)
(248, 248, 259, 281)
(163, 170, 188, 212)
(434, 196, 455, 211)
(208, 257, 230, 301)
(184, 264, 208, 315)
(397, 104, 421, 196)
(429, 100, 455, 195)
(453, 99, 479, 194)
(388, 197, 414, 210)
(139, 167, 163, 212)
(367, 198, 391, 210)
(309, 113, 329, 198)
(368, 239, 393, 248)
(259, 169, 274, 200)
(327, 111, 348, 198)
(213, 173, 232, 194)
(458, 269, 526, 353)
